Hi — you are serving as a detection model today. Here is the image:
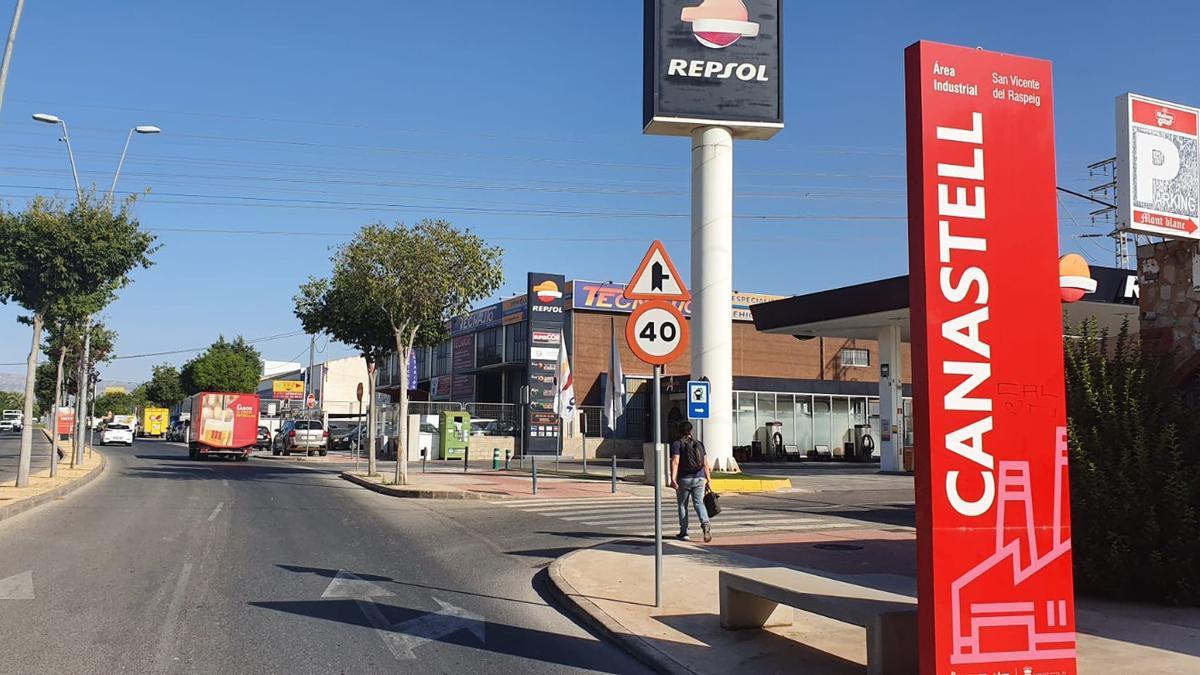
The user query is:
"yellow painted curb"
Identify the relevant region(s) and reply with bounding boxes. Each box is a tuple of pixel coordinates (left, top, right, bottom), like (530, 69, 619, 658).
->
(708, 476, 790, 494)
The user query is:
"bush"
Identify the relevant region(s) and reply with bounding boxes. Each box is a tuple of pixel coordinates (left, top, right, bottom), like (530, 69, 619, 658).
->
(1065, 320, 1200, 605)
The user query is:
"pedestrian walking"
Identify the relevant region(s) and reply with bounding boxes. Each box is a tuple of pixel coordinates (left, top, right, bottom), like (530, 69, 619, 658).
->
(669, 421, 712, 542)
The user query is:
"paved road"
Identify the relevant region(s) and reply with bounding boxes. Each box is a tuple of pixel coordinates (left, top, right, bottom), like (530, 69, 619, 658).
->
(0, 430, 52, 485)
(0, 439, 648, 674)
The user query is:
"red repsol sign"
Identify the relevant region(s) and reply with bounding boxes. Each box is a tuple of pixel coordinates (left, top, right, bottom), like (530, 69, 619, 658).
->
(905, 41, 1076, 674)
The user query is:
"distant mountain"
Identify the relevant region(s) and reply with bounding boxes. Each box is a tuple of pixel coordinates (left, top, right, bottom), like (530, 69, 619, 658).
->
(0, 372, 27, 392)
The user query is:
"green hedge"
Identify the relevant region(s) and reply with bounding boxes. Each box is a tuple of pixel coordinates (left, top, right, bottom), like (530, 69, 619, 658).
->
(1065, 321, 1200, 605)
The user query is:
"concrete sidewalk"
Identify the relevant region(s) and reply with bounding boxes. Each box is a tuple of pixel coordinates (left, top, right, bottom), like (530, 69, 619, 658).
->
(549, 532, 1200, 674)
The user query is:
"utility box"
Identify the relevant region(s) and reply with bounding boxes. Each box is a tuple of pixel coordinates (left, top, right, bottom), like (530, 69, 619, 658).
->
(439, 411, 471, 460)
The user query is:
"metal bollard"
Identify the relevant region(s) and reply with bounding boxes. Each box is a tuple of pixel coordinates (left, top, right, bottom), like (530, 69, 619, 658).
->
(463, 449, 469, 473)
(492, 448, 500, 470)
(532, 456, 538, 495)
(421, 448, 427, 474)
(611, 455, 617, 494)
(504, 449, 511, 471)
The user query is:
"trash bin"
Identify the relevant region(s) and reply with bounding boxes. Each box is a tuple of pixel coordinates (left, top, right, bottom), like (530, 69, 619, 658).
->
(439, 411, 471, 460)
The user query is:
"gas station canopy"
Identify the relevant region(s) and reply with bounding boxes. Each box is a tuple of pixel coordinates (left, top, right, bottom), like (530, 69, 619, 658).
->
(751, 266, 1139, 340)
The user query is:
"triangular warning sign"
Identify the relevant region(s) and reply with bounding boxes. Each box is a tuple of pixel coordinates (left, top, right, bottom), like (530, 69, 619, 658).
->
(624, 240, 690, 301)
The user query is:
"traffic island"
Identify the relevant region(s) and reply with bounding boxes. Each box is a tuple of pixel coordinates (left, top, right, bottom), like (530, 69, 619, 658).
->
(0, 437, 105, 524)
(546, 533, 1200, 674)
(340, 467, 656, 501)
(707, 472, 790, 494)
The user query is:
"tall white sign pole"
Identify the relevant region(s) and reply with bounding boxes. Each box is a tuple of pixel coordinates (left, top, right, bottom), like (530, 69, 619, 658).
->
(691, 126, 738, 472)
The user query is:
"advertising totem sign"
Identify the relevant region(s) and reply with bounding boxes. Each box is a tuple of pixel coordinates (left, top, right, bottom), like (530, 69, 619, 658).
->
(905, 41, 1077, 673)
(1116, 93, 1200, 240)
(525, 273, 566, 455)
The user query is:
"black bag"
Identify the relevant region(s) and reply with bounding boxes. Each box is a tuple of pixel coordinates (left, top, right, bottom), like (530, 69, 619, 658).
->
(704, 487, 721, 518)
(678, 438, 706, 476)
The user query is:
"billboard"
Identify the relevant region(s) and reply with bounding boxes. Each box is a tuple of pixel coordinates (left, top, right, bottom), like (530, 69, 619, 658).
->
(272, 380, 304, 401)
(571, 281, 781, 321)
(1117, 93, 1200, 240)
(56, 407, 75, 436)
(451, 335, 476, 401)
(643, 0, 783, 139)
(905, 41, 1076, 673)
(526, 273, 567, 454)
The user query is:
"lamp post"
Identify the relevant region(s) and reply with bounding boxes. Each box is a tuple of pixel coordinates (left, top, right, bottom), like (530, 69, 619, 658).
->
(32, 114, 161, 464)
(32, 113, 83, 204)
(109, 125, 160, 206)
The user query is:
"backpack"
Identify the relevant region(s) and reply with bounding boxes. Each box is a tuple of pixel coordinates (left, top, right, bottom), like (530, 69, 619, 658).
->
(678, 437, 705, 476)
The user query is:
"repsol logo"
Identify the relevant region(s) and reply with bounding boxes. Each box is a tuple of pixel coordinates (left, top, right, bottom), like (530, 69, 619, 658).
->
(531, 305, 563, 314)
(667, 59, 769, 82)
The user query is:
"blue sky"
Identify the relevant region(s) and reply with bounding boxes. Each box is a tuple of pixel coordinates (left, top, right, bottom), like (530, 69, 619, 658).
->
(1, 0, 1197, 384)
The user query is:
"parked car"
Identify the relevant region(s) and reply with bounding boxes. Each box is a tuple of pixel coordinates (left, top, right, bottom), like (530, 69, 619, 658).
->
(255, 426, 272, 450)
(328, 424, 365, 452)
(100, 423, 134, 447)
(272, 419, 328, 456)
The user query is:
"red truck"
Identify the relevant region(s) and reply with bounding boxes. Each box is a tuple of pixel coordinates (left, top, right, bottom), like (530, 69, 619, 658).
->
(187, 392, 260, 461)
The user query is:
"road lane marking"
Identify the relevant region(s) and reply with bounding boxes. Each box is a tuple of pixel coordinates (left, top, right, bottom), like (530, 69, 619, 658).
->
(207, 502, 224, 522)
(0, 570, 34, 600)
(153, 563, 193, 672)
(222, 479, 229, 488)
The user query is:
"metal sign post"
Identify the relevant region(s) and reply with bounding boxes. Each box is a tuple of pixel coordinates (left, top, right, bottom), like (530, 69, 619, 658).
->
(624, 240, 691, 610)
(652, 364, 663, 609)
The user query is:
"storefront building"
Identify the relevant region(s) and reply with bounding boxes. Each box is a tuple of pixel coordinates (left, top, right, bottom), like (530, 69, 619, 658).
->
(376, 275, 913, 459)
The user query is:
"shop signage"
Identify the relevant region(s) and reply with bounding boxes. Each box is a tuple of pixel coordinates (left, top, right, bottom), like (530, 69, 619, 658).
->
(450, 303, 503, 336)
(272, 380, 304, 401)
(573, 281, 781, 321)
(526, 273, 567, 454)
(502, 295, 527, 325)
(905, 41, 1076, 673)
(644, 0, 783, 139)
(451, 335, 476, 401)
(1116, 93, 1200, 240)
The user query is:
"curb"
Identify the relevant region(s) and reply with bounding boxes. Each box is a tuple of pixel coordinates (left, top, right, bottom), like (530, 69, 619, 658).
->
(0, 449, 106, 525)
(707, 476, 791, 494)
(339, 471, 508, 501)
(546, 544, 692, 675)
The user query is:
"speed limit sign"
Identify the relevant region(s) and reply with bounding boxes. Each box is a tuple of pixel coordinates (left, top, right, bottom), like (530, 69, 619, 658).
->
(626, 301, 689, 365)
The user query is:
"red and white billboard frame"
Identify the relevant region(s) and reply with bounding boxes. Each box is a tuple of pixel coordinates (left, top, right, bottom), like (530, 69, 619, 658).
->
(1116, 92, 1200, 240)
(905, 40, 1077, 674)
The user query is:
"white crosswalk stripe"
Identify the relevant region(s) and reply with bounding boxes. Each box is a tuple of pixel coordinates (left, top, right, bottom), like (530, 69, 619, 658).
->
(492, 496, 866, 536)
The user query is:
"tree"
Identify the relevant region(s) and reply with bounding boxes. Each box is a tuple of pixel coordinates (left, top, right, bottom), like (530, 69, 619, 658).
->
(0, 392, 23, 413)
(180, 337, 263, 395)
(0, 194, 155, 487)
(142, 363, 185, 407)
(1066, 320, 1200, 604)
(92, 391, 137, 418)
(43, 301, 114, 475)
(297, 219, 503, 484)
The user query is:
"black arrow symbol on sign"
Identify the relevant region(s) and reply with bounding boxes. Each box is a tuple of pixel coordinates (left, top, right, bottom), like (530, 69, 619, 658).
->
(651, 262, 669, 291)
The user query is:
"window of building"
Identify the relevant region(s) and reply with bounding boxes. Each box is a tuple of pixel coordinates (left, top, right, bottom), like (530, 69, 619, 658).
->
(433, 340, 452, 376)
(839, 348, 870, 368)
(504, 324, 527, 364)
(476, 327, 503, 367)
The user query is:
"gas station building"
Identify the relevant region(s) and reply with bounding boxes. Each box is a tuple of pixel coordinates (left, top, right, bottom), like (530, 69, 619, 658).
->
(750, 265, 1140, 472)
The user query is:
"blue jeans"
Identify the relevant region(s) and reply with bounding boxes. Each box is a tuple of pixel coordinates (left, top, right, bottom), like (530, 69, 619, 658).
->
(676, 474, 709, 535)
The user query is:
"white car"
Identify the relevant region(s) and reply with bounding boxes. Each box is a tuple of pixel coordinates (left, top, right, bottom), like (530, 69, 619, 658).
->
(0, 410, 22, 432)
(100, 423, 134, 447)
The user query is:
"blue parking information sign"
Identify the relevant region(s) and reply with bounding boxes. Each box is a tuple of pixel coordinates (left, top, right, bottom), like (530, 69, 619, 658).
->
(687, 380, 710, 420)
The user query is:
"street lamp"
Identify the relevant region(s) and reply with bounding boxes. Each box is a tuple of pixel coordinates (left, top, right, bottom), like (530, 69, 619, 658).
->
(109, 125, 162, 205)
(32, 112, 82, 203)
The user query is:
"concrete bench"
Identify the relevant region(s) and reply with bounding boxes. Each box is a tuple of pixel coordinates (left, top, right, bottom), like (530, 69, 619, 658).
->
(719, 568, 918, 675)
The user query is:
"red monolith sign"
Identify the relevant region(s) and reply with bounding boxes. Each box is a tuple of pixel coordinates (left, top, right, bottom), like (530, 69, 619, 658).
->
(905, 40, 1077, 674)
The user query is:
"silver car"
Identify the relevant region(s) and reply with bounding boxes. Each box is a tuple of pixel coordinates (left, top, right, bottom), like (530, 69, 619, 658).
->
(273, 419, 327, 456)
